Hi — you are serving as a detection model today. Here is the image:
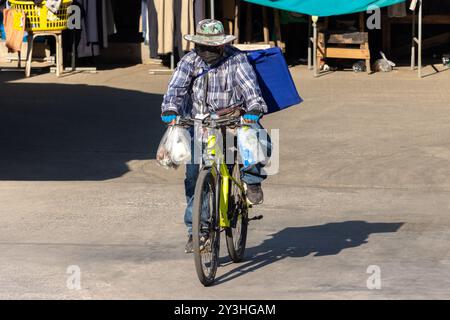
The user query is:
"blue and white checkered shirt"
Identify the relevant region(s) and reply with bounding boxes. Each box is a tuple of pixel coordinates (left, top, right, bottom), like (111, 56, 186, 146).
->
(161, 46, 267, 118)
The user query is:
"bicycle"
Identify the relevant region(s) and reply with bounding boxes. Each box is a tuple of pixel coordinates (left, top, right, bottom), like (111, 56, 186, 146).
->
(178, 114, 263, 286)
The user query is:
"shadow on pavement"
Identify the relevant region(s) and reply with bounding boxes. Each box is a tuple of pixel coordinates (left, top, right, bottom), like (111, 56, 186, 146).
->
(215, 220, 404, 284)
(0, 73, 165, 181)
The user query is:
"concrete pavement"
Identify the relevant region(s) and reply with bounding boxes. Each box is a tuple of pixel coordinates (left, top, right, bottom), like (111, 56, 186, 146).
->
(0, 64, 449, 299)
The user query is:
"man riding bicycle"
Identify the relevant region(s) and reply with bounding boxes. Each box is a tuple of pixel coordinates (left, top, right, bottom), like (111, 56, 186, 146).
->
(160, 19, 269, 253)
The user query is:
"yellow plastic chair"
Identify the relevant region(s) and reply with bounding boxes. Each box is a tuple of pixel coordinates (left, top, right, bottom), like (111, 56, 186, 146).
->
(9, 0, 72, 77)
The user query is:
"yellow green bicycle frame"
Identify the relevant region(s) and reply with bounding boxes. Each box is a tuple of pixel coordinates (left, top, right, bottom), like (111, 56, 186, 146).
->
(206, 132, 246, 228)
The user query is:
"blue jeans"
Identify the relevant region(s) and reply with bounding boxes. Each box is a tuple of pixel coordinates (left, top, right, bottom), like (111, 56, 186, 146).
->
(184, 123, 271, 235)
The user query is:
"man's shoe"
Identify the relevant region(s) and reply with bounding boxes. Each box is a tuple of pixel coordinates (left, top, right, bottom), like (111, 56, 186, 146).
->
(186, 234, 210, 253)
(185, 235, 193, 254)
(245, 183, 264, 205)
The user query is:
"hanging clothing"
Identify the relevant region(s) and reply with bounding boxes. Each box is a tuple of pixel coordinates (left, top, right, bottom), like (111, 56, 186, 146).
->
(154, 0, 174, 55)
(147, 0, 159, 58)
(101, 0, 116, 48)
(146, 0, 195, 56)
(73, 0, 100, 57)
(174, 0, 195, 59)
(194, 0, 205, 25)
(179, 0, 195, 54)
(78, 0, 100, 58)
(141, 0, 149, 44)
(72, 0, 115, 58)
(173, 0, 183, 59)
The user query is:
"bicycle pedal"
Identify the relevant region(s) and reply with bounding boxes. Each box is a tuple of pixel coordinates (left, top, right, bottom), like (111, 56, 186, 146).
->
(249, 215, 264, 221)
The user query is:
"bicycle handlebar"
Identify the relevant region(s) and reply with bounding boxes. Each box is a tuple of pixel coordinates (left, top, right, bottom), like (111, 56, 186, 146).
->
(177, 115, 243, 128)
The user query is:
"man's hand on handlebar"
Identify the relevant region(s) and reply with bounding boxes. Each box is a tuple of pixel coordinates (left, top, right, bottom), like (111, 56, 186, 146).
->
(163, 109, 262, 128)
(161, 111, 178, 126)
(243, 108, 263, 124)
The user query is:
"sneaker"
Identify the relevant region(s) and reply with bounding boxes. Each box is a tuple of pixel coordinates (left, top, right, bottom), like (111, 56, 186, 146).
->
(185, 235, 193, 254)
(245, 183, 264, 205)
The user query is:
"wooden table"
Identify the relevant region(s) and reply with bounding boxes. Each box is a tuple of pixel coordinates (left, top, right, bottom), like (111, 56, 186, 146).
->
(316, 13, 371, 74)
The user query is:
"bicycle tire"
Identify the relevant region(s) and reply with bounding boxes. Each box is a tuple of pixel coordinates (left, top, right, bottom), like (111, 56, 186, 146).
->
(225, 164, 248, 263)
(192, 168, 220, 286)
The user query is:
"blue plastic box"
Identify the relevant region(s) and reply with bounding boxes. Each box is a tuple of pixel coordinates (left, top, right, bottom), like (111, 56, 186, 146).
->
(246, 47, 303, 114)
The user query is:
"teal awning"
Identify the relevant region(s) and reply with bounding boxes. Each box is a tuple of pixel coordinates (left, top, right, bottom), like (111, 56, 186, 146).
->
(244, 0, 406, 17)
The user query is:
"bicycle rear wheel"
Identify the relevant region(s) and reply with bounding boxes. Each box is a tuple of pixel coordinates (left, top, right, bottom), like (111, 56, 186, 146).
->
(225, 164, 248, 263)
(192, 168, 220, 286)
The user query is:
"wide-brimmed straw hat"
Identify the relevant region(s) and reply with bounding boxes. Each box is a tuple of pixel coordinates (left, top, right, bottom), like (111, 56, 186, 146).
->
(184, 19, 236, 46)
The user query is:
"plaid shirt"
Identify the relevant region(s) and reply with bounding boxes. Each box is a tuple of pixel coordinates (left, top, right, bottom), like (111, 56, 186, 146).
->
(161, 46, 267, 117)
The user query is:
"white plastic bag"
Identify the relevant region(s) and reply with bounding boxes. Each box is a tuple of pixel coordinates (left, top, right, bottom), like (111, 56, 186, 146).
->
(373, 51, 396, 72)
(237, 125, 265, 168)
(156, 126, 191, 169)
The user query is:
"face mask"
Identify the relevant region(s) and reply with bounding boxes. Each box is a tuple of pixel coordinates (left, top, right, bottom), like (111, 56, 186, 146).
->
(196, 45, 224, 65)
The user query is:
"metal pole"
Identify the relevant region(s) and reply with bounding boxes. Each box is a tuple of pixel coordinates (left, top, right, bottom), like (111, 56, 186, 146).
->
(418, 0, 422, 78)
(262, 7, 269, 44)
(170, 53, 175, 70)
(411, 8, 415, 70)
(210, 0, 215, 19)
(234, 0, 240, 43)
(312, 16, 318, 77)
(308, 16, 312, 70)
(72, 30, 76, 71)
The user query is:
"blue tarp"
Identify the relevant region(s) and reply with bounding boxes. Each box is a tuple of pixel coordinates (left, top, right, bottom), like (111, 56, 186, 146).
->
(244, 0, 406, 17)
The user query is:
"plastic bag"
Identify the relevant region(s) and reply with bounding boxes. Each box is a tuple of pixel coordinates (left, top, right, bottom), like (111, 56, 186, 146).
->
(237, 125, 265, 168)
(443, 54, 450, 68)
(373, 51, 396, 72)
(156, 126, 191, 169)
(3, 9, 25, 53)
(352, 60, 366, 73)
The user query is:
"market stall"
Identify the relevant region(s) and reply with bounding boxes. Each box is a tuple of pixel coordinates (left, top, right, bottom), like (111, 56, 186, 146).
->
(1, 0, 119, 76)
(141, 0, 258, 71)
(383, 0, 450, 77)
(222, 1, 284, 50)
(245, 0, 409, 76)
(244, 0, 449, 78)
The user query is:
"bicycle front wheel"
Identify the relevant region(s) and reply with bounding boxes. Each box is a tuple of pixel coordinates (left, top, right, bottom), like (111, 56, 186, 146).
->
(192, 168, 220, 286)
